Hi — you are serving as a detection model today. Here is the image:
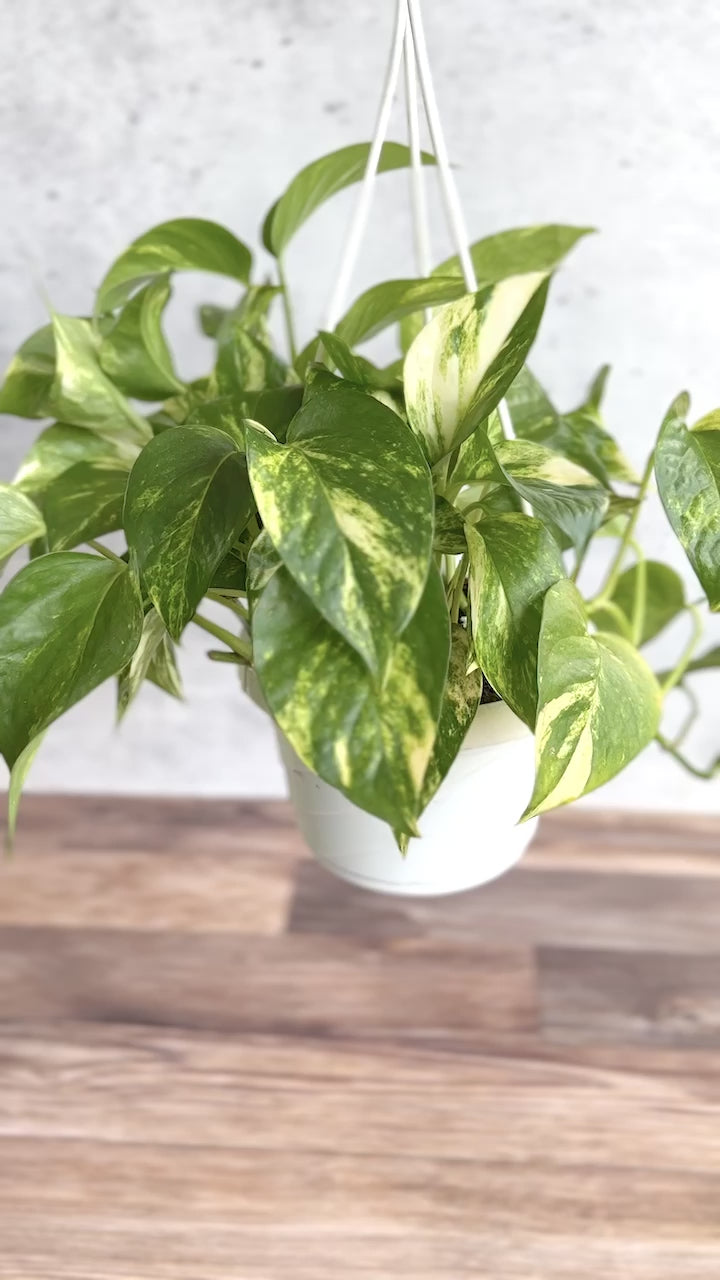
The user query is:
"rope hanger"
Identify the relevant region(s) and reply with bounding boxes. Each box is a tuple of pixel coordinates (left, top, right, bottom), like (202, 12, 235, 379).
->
(324, 0, 513, 435)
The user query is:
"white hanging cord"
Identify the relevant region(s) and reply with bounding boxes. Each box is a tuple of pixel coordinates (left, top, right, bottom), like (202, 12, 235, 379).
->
(406, 0, 477, 294)
(403, 16, 431, 282)
(406, 0, 516, 437)
(324, 0, 408, 330)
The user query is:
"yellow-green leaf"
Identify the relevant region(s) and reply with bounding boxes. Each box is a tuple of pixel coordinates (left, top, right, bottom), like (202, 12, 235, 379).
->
(13, 422, 139, 499)
(404, 274, 550, 466)
(522, 580, 661, 819)
(655, 394, 720, 609)
(99, 278, 184, 400)
(49, 315, 149, 441)
(0, 326, 56, 419)
(467, 513, 565, 726)
(41, 463, 128, 552)
(0, 485, 46, 561)
(117, 606, 182, 720)
(245, 386, 434, 676)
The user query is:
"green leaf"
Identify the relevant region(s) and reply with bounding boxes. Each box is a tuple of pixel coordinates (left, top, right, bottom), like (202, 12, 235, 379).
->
(98, 278, 184, 400)
(318, 331, 402, 390)
(404, 274, 550, 466)
(49, 315, 149, 441)
(438, 224, 594, 287)
(0, 553, 143, 768)
(433, 495, 467, 553)
(506, 366, 638, 488)
(13, 422, 138, 499)
(655, 395, 720, 610)
(248, 386, 303, 443)
(6, 732, 45, 850)
(117, 606, 182, 720)
(185, 395, 249, 450)
(262, 141, 435, 256)
(335, 277, 467, 349)
(252, 556, 449, 831)
(40, 463, 128, 551)
(0, 485, 46, 561)
(211, 327, 290, 398)
(467, 513, 565, 726)
(591, 561, 686, 646)
(495, 438, 609, 551)
(198, 303, 228, 338)
(416, 623, 483, 813)
(522, 579, 661, 819)
(210, 548, 248, 593)
(245, 385, 434, 675)
(676, 644, 720, 676)
(399, 225, 592, 354)
(124, 425, 253, 638)
(0, 325, 56, 418)
(97, 219, 252, 312)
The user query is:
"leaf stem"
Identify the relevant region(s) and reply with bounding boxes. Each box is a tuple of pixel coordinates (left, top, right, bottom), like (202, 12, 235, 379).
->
(660, 604, 704, 697)
(586, 598, 633, 641)
(655, 732, 720, 780)
(597, 450, 655, 601)
(206, 592, 249, 622)
(277, 256, 298, 366)
(629, 540, 647, 646)
(193, 613, 252, 663)
(87, 540, 125, 565)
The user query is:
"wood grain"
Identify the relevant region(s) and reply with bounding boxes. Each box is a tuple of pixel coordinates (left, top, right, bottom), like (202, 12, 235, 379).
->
(0, 796, 718, 1279)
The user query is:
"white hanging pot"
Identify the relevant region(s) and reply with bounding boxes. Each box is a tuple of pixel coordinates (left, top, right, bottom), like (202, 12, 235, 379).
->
(277, 699, 538, 897)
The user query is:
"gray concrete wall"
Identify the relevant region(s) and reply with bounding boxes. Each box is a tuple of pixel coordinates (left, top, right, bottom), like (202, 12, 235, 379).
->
(2, 0, 720, 809)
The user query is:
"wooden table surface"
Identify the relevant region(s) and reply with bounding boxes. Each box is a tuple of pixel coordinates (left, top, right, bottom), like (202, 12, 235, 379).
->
(1, 797, 719, 1278)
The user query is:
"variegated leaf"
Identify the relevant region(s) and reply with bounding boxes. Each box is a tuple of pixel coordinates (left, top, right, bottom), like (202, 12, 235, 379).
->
(591, 561, 686, 646)
(467, 513, 565, 726)
(117, 606, 183, 720)
(251, 555, 450, 832)
(522, 580, 661, 819)
(404, 274, 550, 466)
(49, 315, 150, 442)
(211, 327, 291, 398)
(495, 439, 609, 551)
(262, 142, 435, 256)
(318, 331, 402, 391)
(0, 325, 56, 419)
(416, 624, 482, 813)
(13, 423, 138, 499)
(506, 366, 638, 488)
(124, 426, 253, 638)
(245, 386, 434, 676)
(433, 496, 467, 553)
(98, 278, 184, 400)
(41, 463, 128, 552)
(655, 396, 720, 609)
(0, 485, 46, 561)
(0, 553, 143, 769)
(97, 219, 252, 312)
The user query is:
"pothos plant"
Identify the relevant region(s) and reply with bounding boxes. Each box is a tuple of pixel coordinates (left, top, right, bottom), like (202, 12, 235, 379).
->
(1, 141, 719, 846)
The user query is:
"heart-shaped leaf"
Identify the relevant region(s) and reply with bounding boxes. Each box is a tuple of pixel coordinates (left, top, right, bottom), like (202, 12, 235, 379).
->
(0, 485, 46, 561)
(97, 219, 252, 312)
(211, 327, 291, 398)
(117, 606, 182, 721)
(41, 463, 128, 551)
(98, 278, 184, 400)
(245, 385, 434, 676)
(262, 141, 435, 256)
(655, 397, 720, 609)
(49, 315, 149, 441)
(495, 438, 609, 551)
(0, 325, 56, 419)
(591, 561, 686, 646)
(415, 623, 483, 814)
(124, 425, 253, 638)
(433, 495, 467, 553)
(404, 274, 550, 466)
(467, 513, 565, 726)
(251, 552, 449, 832)
(522, 579, 661, 819)
(318, 331, 402, 390)
(0, 552, 143, 768)
(6, 732, 45, 849)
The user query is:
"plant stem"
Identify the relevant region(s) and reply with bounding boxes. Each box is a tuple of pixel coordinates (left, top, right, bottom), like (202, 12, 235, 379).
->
(660, 604, 703, 696)
(586, 597, 632, 640)
(655, 732, 720, 780)
(87, 540, 125, 565)
(630, 542, 647, 646)
(449, 553, 468, 624)
(193, 613, 252, 664)
(277, 256, 298, 367)
(207, 592, 249, 622)
(597, 450, 655, 602)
